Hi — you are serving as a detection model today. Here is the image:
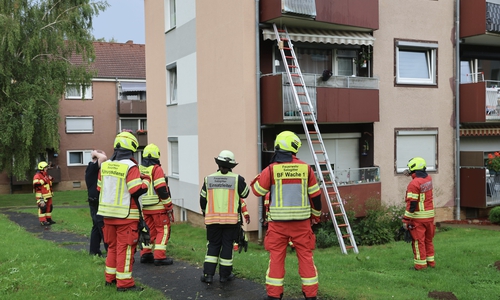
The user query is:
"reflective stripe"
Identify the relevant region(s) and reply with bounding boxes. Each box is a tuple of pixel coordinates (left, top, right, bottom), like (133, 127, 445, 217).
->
(204, 172, 240, 225)
(105, 266, 116, 275)
(301, 275, 319, 286)
(205, 255, 219, 264)
(219, 257, 233, 267)
(116, 271, 132, 280)
(139, 165, 161, 206)
(265, 276, 284, 286)
(253, 181, 269, 196)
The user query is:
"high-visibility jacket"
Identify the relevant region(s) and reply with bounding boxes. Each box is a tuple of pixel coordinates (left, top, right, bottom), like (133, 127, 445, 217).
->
(139, 164, 171, 211)
(98, 159, 142, 219)
(251, 157, 321, 221)
(33, 171, 53, 200)
(404, 173, 435, 221)
(201, 171, 246, 225)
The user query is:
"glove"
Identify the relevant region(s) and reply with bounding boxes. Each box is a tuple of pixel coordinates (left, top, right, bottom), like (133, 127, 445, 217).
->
(310, 215, 320, 226)
(167, 209, 175, 223)
(137, 218, 151, 249)
(38, 198, 46, 207)
(404, 228, 412, 243)
(237, 227, 248, 253)
(244, 214, 250, 224)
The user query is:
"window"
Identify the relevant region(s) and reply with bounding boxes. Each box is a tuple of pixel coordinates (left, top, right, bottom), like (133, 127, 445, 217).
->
(65, 84, 92, 99)
(395, 129, 438, 173)
(169, 137, 179, 177)
(165, 0, 176, 31)
(396, 40, 437, 85)
(66, 117, 93, 133)
(133, 150, 143, 165)
(120, 118, 147, 132)
(119, 81, 146, 100)
(67, 150, 93, 166)
(167, 64, 177, 105)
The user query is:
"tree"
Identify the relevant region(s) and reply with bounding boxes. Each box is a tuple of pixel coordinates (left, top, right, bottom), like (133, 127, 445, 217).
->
(0, 0, 108, 180)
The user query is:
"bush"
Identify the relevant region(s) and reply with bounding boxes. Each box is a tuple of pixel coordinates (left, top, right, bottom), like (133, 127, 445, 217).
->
(489, 206, 500, 224)
(315, 225, 339, 249)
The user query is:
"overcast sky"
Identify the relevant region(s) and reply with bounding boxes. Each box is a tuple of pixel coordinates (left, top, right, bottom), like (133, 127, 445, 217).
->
(92, 0, 145, 44)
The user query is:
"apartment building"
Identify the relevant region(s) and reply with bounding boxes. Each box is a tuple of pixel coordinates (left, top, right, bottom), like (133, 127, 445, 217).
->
(143, 0, 465, 235)
(0, 41, 147, 193)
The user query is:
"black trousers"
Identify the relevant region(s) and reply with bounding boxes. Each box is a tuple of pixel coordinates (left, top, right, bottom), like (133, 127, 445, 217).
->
(89, 204, 108, 255)
(203, 224, 239, 277)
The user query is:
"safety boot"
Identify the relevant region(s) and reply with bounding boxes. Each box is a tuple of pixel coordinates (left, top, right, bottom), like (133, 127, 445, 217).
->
(219, 273, 236, 283)
(200, 274, 213, 283)
(47, 219, 56, 224)
(154, 258, 173, 266)
(40, 221, 50, 226)
(117, 285, 144, 292)
(140, 253, 154, 263)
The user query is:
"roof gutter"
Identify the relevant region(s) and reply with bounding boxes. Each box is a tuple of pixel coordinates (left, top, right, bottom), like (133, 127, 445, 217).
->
(455, 0, 461, 220)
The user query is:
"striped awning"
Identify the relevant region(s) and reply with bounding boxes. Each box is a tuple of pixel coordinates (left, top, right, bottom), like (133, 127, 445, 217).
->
(460, 126, 500, 136)
(262, 28, 375, 46)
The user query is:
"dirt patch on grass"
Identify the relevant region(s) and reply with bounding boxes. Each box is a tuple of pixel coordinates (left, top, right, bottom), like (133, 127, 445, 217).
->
(428, 291, 458, 300)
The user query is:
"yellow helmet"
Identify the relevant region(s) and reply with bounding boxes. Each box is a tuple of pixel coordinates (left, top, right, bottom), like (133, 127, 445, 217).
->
(114, 131, 138, 152)
(214, 150, 238, 168)
(143, 143, 160, 159)
(38, 161, 49, 170)
(407, 157, 426, 172)
(274, 131, 301, 153)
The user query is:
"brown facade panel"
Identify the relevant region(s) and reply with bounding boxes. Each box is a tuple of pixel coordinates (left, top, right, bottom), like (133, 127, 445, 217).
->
(460, 0, 486, 38)
(259, 0, 283, 23)
(460, 151, 484, 167)
(315, 0, 379, 30)
(460, 168, 487, 208)
(320, 182, 381, 218)
(316, 87, 379, 123)
(460, 82, 486, 123)
(260, 75, 284, 124)
(118, 100, 147, 114)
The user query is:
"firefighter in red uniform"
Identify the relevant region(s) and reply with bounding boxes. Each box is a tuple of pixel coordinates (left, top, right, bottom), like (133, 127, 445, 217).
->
(403, 157, 436, 270)
(139, 143, 175, 266)
(33, 161, 56, 226)
(199, 150, 250, 284)
(97, 132, 151, 292)
(251, 131, 322, 300)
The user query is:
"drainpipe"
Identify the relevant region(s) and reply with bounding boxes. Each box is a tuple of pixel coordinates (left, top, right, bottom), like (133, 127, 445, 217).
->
(455, 0, 461, 220)
(256, 0, 263, 242)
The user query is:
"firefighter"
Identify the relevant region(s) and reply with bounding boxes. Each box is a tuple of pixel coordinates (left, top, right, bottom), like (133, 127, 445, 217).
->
(403, 157, 436, 270)
(33, 161, 56, 226)
(199, 150, 250, 284)
(250, 131, 322, 300)
(139, 143, 175, 266)
(97, 132, 151, 292)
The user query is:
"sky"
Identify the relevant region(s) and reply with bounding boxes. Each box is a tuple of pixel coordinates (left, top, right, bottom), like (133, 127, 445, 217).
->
(92, 0, 145, 44)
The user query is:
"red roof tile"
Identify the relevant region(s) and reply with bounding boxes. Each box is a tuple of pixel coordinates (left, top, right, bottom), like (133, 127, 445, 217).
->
(70, 41, 145, 79)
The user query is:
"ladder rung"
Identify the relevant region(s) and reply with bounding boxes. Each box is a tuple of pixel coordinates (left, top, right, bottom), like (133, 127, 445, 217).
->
(314, 150, 324, 154)
(334, 213, 343, 216)
(288, 65, 297, 68)
(328, 192, 337, 196)
(280, 38, 289, 41)
(345, 246, 355, 250)
(342, 234, 350, 238)
(338, 224, 348, 228)
(303, 112, 313, 115)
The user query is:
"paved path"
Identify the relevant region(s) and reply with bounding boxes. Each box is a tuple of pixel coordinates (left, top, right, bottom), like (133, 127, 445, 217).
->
(2, 209, 275, 300)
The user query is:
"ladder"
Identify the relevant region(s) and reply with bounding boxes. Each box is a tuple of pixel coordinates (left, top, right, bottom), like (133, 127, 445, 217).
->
(272, 24, 359, 254)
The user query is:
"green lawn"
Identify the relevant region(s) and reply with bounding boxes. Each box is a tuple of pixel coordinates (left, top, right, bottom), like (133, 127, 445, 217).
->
(1, 191, 500, 299)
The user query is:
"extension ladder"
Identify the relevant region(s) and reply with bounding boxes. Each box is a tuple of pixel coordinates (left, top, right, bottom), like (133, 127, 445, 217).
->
(272, 24, 359, 254)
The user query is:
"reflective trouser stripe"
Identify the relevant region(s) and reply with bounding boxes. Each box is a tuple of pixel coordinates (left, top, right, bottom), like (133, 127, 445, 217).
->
(105, 266, 116, 275)
(219, 257, 232, 267)
(301, 275, 319, 286)
(205, 255, 218, 264)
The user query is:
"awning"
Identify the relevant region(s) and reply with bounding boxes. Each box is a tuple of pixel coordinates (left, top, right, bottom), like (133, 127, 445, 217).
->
(262, 28, 375, 46)
(460, 126, 500, 136)
(121, 82, 146, 92)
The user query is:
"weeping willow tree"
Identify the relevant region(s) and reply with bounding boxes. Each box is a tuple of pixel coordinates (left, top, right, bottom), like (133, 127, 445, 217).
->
(0, 0, 108, 180)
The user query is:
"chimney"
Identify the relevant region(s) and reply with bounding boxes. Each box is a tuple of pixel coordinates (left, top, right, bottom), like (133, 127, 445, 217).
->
(126, 40, 133, 44)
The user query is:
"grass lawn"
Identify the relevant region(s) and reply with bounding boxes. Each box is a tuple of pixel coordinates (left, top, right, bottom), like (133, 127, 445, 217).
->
(1, 191, 500, 299)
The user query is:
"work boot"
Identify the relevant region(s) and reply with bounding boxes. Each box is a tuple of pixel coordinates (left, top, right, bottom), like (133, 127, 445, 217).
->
(40, 221, 50, 226)
(219, 273, 236, 283)
(117, 285, 144, 292)
(200, 274, 213, 283)
(303, 292, 317, 300)
(264, 296, 282, 300)
(154, 258, 174, 266)
(105, 280, 117, 286)
(140, 253, 154, 263)
(47, 219, 56, 224)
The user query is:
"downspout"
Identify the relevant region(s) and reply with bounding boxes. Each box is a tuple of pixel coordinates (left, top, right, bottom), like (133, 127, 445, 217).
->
(256, 0, 263, 242)
(455, 0, 461, 220)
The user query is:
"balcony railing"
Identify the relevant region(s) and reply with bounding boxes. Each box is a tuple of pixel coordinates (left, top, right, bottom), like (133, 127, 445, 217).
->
(334, 166, 380, 186)
(462, 78, 500, 120)
(282, 0, 316, 17)
(487, 171, 500, 206)
(279, 73, 379, 121)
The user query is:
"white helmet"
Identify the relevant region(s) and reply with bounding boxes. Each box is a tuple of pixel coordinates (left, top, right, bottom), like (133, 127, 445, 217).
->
(214, 150, 238, 168)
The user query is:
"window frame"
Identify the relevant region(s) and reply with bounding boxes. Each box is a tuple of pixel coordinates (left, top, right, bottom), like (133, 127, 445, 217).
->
(165, 0, 176, 31)
(65, 83, 93, 99)
(395, 40, 438, 86)
(119, 118, 147, 133)
(168, 137, 179, 177)
(167, 63, 178, 105)
(67, 150, 93, 166)
(65, 116, 94, 133)
(395, 128, 438, 173)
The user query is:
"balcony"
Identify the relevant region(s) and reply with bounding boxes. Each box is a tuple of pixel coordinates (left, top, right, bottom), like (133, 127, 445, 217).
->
(460, 151, 500, 208)
(261, 73, 379, 124)
(118, 99, 147, 115)
(461, 1, 500, 45)
(460, 80, 500, 123)
(260, 0, 379, 30)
